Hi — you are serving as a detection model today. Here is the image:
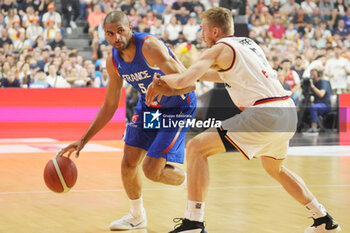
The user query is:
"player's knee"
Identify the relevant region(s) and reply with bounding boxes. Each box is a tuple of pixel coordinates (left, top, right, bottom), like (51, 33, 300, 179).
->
(121, 152, 139, 171)
(262, 158, 282, 179)
(142, 162, 161, 182)
(186, 137, 204, 161)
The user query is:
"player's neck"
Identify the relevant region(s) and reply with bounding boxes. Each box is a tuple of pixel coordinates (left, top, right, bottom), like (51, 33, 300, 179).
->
(119, 36, 136, 63)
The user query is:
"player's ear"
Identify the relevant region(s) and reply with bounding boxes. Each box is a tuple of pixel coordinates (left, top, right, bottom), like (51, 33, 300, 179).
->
(213, 27, 220, 37)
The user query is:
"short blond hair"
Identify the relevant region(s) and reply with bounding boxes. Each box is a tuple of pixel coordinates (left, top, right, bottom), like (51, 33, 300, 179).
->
(200, 7, 234, 35)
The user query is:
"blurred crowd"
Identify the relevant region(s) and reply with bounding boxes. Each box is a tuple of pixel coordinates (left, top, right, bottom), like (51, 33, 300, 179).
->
(0, 0, 350, 101)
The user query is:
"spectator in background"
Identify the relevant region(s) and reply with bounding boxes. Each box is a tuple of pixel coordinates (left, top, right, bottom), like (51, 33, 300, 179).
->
(0, 28, 13, 48)
(95, 49, 109, 71)
(120, 0, 135, 14)
(26, 16, 43, 47)
(172, 0, 192, 17)
(42, 3, 62, 29)
(18, 62, 33, 87)
(8, 19, 26, 45)
(281, 59, 302, 106)
(176, 6, 190, 25)
(29, 70, 50, 88)
(38, 0, 52, 16)
(128, 7, 141, 31)
(259, 6, 273, 32)
(182, 13, 200, 43)
(292, 8, 311, 36)
(18, 0, 37, 14)
(325, 46, 350, 93)
(61, 0, 80, 31)
(21, 6, 36, 28)
(319, 0, 334, 22)
(13, 30, 32, 51)
(93, 67, 109, 87)
(86, 63, 102, 82)
(135, 0, 151, 17)
(1, 0, 18, 15)
(344, 7, 350, 29)
(152, 0, 166, 16)
(48, 31, 65, 49)
(281, 0, 300, 18)
(142, 10, 157, 32)
(164, 15, 182, 46)
(292, 55, 305, 78)
(1, 69, 21, 88)
(87, 4, 106, 58)
(4, 8, 20, 27)
(150, 17, 166, 39)
(43, 18, 60, 44)
(46, 64, 71, 88)
(301, 0, 317, 16)
(269, 0, 281, 16)
(303, 69, 332, 135)
(319, 20, 333, 41)
(332, 18, 349, 40)
(162, 4, 174, 25)
(268, 14, 286, 42)
(334, 0, 347, 23)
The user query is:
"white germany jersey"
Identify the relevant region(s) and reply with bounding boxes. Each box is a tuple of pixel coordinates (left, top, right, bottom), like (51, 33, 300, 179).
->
(216, 36, 291, 107)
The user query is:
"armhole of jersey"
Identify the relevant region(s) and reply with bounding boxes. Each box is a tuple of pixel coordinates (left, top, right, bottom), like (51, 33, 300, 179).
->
(217, 41, 236, 73)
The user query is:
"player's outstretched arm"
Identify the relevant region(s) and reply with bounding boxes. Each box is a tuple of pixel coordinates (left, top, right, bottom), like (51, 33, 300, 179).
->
(161, 43, 231, 88)
(142, 36, 196, 96)
(57, 55, 123, 158)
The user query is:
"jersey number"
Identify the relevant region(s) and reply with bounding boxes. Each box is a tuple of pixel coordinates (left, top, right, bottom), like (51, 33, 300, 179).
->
(138, 83, 147, 94)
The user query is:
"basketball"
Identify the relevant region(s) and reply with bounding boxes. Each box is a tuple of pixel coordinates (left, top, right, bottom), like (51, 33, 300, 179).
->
(43, 156, 78, 193)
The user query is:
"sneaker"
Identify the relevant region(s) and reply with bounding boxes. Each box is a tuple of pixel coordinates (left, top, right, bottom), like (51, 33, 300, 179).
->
(66, 27, 72, 34)
(70, 20, 77, 29)
(109, 210, 147, 230)
(303, 128, 319, 136)
(305, 213, 341, 233)
(169, 218, 207, 233)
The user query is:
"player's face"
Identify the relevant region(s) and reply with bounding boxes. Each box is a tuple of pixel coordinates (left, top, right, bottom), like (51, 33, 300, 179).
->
(201, 19, 216, 47)
(104, 22, 132, 51)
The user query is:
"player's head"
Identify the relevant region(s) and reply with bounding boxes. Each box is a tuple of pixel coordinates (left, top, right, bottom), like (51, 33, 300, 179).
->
(200, 7, 234, 47)
(103, 11, 133, 51)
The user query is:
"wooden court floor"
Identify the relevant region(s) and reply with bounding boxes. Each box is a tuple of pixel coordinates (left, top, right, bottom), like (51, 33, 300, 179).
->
(0, 140, 349, 233)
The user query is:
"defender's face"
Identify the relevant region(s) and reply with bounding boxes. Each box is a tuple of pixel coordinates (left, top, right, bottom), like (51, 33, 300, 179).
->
(201, 19, 216, 47)
(104, 22, 132, 51)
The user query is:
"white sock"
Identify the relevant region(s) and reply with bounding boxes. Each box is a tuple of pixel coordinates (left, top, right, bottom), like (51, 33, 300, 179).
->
(130, 196, 144, 217)
(305, 198, 327, 218)
(184, 200, 205, 222)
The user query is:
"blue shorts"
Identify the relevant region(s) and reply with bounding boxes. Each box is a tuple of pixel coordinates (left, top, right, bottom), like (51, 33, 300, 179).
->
(124, 104, 196, 164)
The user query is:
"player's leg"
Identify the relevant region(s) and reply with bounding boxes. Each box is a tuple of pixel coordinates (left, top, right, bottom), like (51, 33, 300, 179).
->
(261, 157, 341, 233)
(142, 156, 185, 185)
(169, 128, 226, 233)
(109, 144, 148, 230)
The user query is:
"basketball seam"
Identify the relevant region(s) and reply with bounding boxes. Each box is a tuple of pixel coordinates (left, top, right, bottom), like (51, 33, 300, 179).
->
(52, 158, 70, 193)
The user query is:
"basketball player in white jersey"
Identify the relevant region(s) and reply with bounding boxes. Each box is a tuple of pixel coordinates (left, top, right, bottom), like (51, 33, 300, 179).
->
(146, 7, 341, 233)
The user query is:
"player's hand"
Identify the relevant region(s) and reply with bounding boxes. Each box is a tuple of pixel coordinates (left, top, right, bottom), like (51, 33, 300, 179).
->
(146, 73, 174, 106)
(145, 73, 162, 106)
(56, 139, 86, 158)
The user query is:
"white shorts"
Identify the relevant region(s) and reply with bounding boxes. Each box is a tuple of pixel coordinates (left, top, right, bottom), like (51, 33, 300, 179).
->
(221, 98, 297, 160)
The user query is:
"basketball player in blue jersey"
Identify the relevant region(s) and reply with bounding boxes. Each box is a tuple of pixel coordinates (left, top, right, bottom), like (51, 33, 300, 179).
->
(56, 10, 196, 230)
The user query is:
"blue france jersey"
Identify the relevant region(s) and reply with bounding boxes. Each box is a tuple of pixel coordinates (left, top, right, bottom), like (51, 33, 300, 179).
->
(112, 32, 196, 109)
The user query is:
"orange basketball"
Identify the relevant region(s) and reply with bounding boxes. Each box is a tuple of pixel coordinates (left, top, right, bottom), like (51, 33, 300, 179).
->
(43, 156, 78, 193)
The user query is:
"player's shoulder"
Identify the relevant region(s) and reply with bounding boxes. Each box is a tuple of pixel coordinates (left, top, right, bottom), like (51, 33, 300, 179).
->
(142, 34, 163, 48)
